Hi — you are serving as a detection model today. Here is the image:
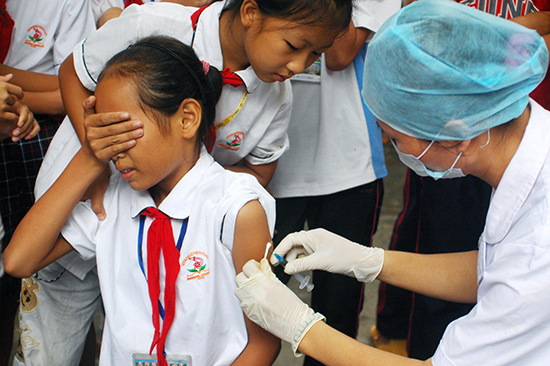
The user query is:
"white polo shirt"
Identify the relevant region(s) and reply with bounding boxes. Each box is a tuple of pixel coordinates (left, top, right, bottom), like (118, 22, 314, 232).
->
(268, 0, 399, 197)
(433, 100, 550, 365)
(4, 0, 95, 74)
(73, 1, 291, 166)
(61, 148, 276, 366)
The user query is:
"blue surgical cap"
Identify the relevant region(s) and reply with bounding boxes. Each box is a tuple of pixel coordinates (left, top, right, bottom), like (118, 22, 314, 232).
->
(362, 0, 549, 141)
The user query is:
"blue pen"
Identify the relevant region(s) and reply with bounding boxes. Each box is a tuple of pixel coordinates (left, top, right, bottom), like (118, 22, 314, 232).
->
(273, 253, 314, 292)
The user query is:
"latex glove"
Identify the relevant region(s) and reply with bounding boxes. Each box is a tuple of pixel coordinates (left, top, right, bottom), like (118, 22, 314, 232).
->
(235, 259, 325, 356)
(272, 228, 384, 283)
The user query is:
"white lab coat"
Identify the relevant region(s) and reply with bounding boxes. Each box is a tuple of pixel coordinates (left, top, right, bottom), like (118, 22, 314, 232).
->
(433, 99, 550, 365)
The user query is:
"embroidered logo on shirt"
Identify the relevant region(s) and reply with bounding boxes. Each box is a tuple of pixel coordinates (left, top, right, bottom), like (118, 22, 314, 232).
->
(25, 25, 47, 48)
(20, 277, 41, 313)
(182, 251, 210, 280)
(219, 131, 245, 151)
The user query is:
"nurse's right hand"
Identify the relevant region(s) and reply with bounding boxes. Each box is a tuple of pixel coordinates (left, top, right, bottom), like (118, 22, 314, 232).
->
(272, 228, 385, 283)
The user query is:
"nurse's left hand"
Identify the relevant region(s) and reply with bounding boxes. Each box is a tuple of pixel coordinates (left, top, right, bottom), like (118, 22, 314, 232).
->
(235, 259, 325, 356)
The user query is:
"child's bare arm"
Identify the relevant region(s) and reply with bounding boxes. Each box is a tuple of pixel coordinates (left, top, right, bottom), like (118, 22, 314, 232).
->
(231, 200, 281, 365)
(324, 21, 371, 71)
(59, 55, 141, 219)
(3, 97, 142, 277)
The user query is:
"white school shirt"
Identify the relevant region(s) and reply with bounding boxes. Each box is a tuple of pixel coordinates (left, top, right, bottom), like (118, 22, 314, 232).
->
(61, 149, 276, 366)
(73, 1, 291, 166)
(268, 0, 399, 198)
(432, 100, 550, 366)
(4, 0, 95, 74)
(90, 0, 123, 23)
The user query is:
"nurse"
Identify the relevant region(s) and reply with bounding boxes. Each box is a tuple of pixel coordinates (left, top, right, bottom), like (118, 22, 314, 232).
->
(234, 0, 550, 365)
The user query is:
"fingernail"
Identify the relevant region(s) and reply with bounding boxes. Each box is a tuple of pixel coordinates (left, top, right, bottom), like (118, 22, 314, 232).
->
(121, 113, 130, 119)
(98, 213, 106, 221)
(13, 129, 20, 136)
(133, 121, 143, 128)
(128, 140, 136, 147)
(133, 129, 143, 137)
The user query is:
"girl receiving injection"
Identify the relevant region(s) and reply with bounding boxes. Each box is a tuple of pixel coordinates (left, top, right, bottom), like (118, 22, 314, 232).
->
(5, 36, 280, 366)
(50, 0, 352, 219)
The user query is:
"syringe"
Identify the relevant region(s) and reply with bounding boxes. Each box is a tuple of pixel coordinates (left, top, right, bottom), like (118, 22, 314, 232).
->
(273, 253, 314, 292)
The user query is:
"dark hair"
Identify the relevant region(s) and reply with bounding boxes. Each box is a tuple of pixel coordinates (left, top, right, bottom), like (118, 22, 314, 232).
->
(98, 35, 223, 143)
(223, 0, 352, 33)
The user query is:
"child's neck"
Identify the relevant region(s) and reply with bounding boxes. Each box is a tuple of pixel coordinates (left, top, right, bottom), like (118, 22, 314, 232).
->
(219, 11, 250, 72)
(148, 147, 201, 207)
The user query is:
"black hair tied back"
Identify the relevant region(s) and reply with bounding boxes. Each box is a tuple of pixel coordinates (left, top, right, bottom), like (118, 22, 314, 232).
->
(99, 35, 223, 142)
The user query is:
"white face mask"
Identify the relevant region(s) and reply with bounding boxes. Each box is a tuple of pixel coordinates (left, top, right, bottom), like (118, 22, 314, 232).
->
(390, 139, 465, 180)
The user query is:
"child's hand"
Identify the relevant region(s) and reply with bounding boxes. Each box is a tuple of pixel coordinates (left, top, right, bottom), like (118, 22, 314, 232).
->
(82, 96, 143, 164)
(81, 96, 143, 221)
(11, 102, 39, 142)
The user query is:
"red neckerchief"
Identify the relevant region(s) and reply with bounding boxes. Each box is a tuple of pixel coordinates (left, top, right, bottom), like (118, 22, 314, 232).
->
(140, 207, 181, 366)
(191, 4, 245, 152)
(124, 0, 144, 7)
(0, 0, 14, 63)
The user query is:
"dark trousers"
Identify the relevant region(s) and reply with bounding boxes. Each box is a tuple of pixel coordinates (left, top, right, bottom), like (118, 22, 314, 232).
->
(273, 179, 384, 366)
(376, 170, 491, 360)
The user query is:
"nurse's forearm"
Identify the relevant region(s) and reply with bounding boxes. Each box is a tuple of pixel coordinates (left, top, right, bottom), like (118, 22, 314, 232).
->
(299, 321, 433, 366)
(378, 250, 478, 303)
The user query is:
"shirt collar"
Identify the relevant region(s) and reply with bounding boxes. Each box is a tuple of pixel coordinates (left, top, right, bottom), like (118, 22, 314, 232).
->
(192, 1, 260, 94)
(130, 146, 216, 220)
(484, 99, 550, 244)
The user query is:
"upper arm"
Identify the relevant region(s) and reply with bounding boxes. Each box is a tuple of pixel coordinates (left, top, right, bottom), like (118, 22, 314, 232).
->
(231, 199, 280, 365)
(324, 23, 371, 71)
(59, 55, 93, 141)
(232, 200, 272, 272)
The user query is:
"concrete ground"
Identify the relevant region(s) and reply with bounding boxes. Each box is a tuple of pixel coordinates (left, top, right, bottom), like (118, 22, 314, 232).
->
(273, 143, 407, 365)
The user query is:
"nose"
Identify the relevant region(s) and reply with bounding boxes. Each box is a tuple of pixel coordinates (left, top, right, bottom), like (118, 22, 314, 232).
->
(286, 52, 312, 76)
(111, 151, 126, 162)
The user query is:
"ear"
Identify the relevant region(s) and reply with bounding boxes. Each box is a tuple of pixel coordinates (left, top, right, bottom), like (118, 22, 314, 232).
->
(439, 139, 472, 155)
(240, 0, 261, 29)
(176, 98, 202, 140)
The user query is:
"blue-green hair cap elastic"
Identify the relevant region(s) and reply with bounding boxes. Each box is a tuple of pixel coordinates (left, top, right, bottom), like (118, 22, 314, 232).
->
(362, 0, 549, 140)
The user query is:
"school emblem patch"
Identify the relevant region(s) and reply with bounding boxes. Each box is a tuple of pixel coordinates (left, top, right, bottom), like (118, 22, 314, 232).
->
(20, 277, 41, 313)
(25, 25, 47, 48)
(182, 251, 210, 280)
(219, 131, 245, 151)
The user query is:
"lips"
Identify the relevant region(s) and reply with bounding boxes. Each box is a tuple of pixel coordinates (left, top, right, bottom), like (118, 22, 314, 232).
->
(275, 74, 289, 82)
(117, 167, 135, 180)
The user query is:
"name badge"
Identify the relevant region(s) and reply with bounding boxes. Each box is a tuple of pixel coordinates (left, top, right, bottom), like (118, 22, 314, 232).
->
(133, 353, 192, 366)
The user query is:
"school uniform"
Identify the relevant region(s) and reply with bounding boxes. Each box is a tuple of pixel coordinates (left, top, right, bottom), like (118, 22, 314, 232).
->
(72, 1, 291, 166)
(61, 148, 275, 366)
(0, 2, 96, 366)
(267, 1, 398, 364)
(432, 100, 550, 365)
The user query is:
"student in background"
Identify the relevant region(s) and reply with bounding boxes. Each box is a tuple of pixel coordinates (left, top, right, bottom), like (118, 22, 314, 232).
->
(0, 1, 95, 364)
(268, 0, 399, 364)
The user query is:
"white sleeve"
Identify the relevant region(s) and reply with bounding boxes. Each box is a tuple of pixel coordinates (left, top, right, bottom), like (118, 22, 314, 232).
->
(61, 201, 100, 260)
(353, 0, 401, 33)
(73, 4, 195, 91)
(245, 82, 292, 165)
(53, 0, 96, 71)
(90, 0, 124, 23)
(218, 175, 276, 250)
